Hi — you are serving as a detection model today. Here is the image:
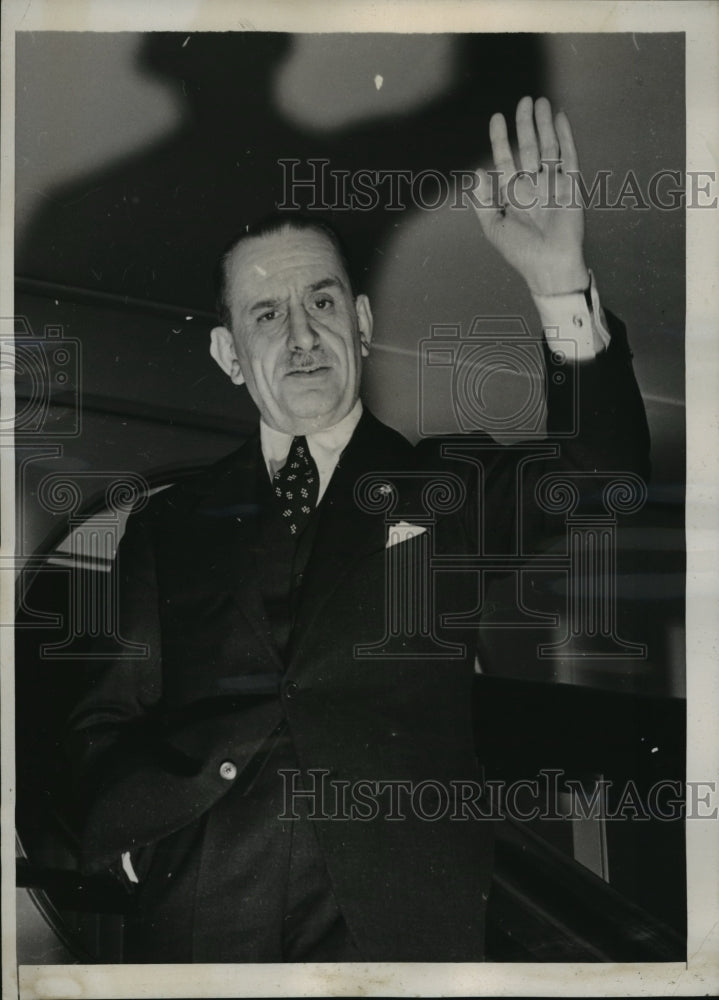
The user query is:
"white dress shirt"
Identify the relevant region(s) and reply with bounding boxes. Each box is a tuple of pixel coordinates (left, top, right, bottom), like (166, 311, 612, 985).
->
(260, 399, 364, 503)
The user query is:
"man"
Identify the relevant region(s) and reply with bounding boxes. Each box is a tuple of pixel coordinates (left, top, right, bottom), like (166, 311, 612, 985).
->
(68, 97, 649, 962)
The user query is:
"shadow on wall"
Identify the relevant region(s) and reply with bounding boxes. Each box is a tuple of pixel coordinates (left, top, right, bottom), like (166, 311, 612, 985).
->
(16, 32, 545, 309)
(16, 33, 684, 490)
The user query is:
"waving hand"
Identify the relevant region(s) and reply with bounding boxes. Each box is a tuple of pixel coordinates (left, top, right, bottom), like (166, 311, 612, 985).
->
(474, 96, 590, 296)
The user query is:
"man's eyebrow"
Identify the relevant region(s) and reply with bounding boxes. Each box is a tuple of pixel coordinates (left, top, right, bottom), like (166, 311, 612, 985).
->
(247, 277, 343, 314)
(308, 276, 343, 293)
(249, 297, 280, 313)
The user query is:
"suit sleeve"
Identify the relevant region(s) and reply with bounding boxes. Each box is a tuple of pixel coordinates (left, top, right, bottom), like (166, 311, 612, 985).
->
(65, 504, 282, 875)
(511, 308, 650, 555)
(65, 508, 163, 802)
(415, 308, 650, 557)
(543, 309, 650, 481)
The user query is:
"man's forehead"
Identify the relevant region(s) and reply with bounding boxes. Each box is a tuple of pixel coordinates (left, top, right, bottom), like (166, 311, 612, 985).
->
(226, 228, 347, 297)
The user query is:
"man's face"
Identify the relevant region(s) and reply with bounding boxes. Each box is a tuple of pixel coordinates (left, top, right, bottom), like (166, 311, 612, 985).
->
(221, 227, 372, 435)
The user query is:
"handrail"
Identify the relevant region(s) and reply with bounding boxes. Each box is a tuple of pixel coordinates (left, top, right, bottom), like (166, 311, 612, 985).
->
(488, 815, 685, 961)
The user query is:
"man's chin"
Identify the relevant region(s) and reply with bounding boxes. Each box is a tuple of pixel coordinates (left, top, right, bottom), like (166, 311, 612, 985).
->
(276, 395, 351, 433)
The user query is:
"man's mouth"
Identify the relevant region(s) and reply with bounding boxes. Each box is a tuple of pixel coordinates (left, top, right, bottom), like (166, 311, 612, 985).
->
(286, 365, 330, 376)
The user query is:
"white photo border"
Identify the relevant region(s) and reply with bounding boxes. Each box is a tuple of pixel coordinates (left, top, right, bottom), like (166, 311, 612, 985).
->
(1, 1, 716, 997)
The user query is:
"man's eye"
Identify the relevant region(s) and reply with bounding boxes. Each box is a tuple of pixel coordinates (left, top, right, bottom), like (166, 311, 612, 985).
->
(314, 296, 333, 310)
(258, 310, 276, 323)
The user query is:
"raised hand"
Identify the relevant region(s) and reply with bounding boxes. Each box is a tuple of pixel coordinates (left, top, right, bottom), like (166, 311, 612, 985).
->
(474, 96, 590, 296)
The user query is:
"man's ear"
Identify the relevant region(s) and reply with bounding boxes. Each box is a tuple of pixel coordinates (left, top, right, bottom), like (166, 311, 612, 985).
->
(209, 326, 245, 385)
(355, 294, 373, 357)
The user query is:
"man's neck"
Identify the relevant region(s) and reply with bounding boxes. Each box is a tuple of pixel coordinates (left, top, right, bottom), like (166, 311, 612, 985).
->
(260, 401, 363, 500)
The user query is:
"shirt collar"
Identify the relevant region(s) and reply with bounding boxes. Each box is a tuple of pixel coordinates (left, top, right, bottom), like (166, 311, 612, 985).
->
(260, 399, 363, 476)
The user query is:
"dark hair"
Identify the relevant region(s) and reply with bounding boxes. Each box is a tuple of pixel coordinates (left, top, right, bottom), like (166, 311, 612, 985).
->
(213, 213, 355, 330)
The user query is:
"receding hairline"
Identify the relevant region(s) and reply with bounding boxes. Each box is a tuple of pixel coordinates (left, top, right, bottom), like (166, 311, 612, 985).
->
(220, 224, 354, 321)
(215, 215, 356, 330)
(224, 223, 347, 276)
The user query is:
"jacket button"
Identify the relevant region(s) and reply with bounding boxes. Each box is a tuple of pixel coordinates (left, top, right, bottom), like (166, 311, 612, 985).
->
(285, 682, 298, 699)
(219, 760, 237, 781)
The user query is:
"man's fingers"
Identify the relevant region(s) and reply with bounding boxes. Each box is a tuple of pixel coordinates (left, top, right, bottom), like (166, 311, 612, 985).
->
(555, 110, 579, 173)
(488, 98, 577, 179)
(516, 95, 540, 172)
(534, 97, 559, 162)
(489, 112, 516, 182)
(474, 166, 505, 209)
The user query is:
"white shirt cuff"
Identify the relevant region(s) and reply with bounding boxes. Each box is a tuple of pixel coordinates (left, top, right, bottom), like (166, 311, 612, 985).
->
(532, 270, 611, 361)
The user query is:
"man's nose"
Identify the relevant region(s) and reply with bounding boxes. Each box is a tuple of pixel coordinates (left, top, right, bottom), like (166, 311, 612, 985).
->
(287, 305, 318, 352)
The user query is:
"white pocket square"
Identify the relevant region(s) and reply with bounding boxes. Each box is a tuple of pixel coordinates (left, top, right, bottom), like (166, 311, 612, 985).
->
(386, 521, 428, 548)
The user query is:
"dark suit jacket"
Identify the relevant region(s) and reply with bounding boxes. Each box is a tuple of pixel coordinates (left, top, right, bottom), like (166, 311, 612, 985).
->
(67, 314, 650, 961)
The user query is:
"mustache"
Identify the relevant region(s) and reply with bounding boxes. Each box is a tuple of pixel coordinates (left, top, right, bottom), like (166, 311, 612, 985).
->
(285, 352, 331, 371)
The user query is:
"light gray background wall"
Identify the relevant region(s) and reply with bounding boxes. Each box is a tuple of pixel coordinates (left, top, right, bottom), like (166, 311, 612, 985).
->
(16, 32, 684, 489)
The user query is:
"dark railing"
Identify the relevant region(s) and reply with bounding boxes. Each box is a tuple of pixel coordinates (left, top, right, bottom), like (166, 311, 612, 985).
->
(487, 816, 684, 961)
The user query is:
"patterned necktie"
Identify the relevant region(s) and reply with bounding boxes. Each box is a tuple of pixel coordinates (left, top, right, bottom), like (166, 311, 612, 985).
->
(272, 436, 319, 536)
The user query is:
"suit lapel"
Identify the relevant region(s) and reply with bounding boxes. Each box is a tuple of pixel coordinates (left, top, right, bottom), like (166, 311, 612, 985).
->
(184, 411, 416, 670)
(288, 410, 416, 663)
(190, 433, 282, 669)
